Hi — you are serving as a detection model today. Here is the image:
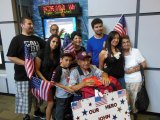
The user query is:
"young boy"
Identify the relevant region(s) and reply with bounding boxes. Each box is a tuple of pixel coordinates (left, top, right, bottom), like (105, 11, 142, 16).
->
(69, 51, 110, 92)
(53, 52, 74, 120)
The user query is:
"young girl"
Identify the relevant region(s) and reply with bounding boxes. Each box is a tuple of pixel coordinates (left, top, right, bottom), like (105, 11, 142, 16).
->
(99, 31, 125, 88)
(35, 34, 61, 120)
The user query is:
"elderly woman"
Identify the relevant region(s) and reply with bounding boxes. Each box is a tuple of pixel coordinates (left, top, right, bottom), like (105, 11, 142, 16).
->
(121, 35, 147, 120)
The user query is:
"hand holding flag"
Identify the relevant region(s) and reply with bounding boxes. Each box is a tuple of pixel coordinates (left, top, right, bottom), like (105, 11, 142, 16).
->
(31, 76, 54, 101)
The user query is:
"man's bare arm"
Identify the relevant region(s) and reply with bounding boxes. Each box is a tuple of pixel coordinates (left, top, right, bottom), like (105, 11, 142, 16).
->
(8, 57, 24, 65)
(70, 80, 94, 91)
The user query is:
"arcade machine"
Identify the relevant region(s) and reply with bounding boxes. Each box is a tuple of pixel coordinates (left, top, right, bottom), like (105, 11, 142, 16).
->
(39, 3, 81, 48)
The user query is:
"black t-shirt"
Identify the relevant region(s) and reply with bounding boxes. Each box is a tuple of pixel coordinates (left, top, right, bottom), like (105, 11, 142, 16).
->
(52, 65, 62, 83)
(7, 34, 46, 81)
(37, 49, 59, 81)
(75, 46, 86, 55)
(104, 54, 125, 79)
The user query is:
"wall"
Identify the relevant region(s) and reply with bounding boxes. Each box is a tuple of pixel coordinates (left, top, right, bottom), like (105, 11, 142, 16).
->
(88, 0, 160, 113)
(0, 0, 160, 114)
(0, 0, 18, 94)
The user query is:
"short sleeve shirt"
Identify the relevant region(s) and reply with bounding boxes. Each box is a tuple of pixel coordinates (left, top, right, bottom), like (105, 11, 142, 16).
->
(54, 66, 72, 98)
(125, 48, 145, 83)
(86, 34, 107, 67)
(69, 65, 103, 86)
(7, 34, 46, 81)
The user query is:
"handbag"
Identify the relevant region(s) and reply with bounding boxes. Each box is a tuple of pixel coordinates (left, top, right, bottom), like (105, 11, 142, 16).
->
(135, 64, 149, 112)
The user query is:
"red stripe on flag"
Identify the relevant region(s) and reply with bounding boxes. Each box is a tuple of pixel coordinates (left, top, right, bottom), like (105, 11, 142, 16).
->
(24, 45, 35, 79)
(31, 77, 54, 101)
(113, 15, 127, 37)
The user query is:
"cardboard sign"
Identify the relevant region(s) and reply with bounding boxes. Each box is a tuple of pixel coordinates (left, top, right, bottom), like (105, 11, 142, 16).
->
(71, 89, 131, 120)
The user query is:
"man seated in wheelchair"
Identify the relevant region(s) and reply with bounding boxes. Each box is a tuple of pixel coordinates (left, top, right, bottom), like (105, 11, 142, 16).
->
(69, 51, 114, 99)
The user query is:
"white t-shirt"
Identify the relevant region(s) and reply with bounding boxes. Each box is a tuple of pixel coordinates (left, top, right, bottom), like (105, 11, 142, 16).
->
(124, 48, 145, 83)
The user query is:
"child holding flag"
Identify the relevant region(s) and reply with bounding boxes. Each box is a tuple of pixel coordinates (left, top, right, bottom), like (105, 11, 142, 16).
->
(53, 52, 74, 120)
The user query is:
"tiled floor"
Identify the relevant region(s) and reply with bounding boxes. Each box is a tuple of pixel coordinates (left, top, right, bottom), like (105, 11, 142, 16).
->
(0, 94, 159, 120)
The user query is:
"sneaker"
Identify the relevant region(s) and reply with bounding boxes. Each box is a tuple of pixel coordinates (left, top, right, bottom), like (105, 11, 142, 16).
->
(128, 105, 132, 112)
(23, 114, 31, 120)
(33, 108, 46, 119)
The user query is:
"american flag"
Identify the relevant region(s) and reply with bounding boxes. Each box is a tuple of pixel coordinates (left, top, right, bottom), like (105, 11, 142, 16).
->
(24, 44, 34, 79)
(71, 101, 82, 110)
(95, 96, 107, 107)
(118, 89, 126, 98)
(114, 14, 127, 37)
(63, 42, 75, 54)
(31, 76, 54, 101)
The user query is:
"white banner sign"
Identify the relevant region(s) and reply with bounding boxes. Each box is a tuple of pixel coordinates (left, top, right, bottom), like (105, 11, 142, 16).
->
(71, 89, 131, 120)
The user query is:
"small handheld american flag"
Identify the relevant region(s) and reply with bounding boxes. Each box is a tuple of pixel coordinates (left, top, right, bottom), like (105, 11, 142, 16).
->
(114, 14, 127, 37)
(24, 44, 34, 79)
(63, 42, 75, 54)
(31, 76, 54, 101)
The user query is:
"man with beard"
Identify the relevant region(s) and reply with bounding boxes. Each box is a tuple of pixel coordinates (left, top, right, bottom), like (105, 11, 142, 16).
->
(7, 17, 46, 120)
(86, 18, 108, 67)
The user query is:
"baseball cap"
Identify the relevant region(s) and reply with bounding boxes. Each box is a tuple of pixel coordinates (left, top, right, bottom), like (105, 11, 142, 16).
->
(77, 51, 90, 60)
(61, 51, 74, 59)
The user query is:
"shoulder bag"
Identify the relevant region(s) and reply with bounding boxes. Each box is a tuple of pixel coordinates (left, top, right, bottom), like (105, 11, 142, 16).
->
(135, 64, 149, 112)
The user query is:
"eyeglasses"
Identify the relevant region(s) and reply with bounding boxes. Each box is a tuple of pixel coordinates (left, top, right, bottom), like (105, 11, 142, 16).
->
(51, 29, 59, 31)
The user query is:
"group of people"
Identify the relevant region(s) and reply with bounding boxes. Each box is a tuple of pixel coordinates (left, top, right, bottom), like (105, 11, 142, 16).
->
(7, 16, 146, 120)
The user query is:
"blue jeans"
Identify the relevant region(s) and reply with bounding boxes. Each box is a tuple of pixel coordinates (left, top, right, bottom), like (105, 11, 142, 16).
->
(118, 77, 126, 89)
(54, 96, 73, 120)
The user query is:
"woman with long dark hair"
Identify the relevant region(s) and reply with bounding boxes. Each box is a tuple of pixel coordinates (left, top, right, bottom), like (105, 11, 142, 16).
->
(99, 31, 125, 88)
(35, 34, 61, 120)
